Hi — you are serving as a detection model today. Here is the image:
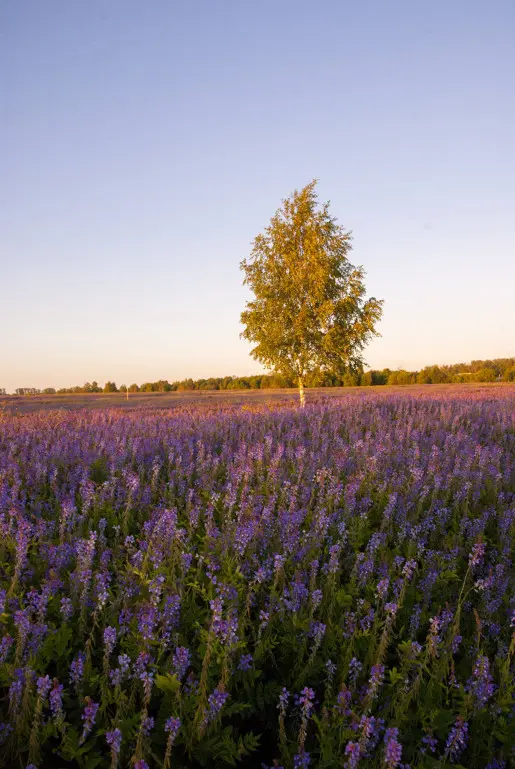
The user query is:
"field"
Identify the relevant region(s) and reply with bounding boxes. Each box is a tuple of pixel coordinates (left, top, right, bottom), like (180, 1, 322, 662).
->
(1, 383, 513, 413)
(0, 387, 514, 769)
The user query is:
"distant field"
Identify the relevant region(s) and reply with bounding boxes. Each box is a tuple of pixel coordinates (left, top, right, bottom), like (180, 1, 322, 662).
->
(1, 382, 514, 413)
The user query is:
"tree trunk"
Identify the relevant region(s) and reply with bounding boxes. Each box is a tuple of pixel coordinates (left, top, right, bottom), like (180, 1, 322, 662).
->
(298, 378, 306, 408)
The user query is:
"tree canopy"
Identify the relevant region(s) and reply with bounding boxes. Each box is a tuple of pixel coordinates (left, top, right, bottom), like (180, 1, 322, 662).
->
(240, 180, 383, 404)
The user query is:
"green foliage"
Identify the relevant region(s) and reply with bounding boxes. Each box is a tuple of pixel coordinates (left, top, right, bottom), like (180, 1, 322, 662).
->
(343, 371, 360, 386)
(155, 673, 181, 695)
(474, 367, 497, 382)
(417, 365, 450, 384)
(360, 371, 374, 386)
(17, 357, 515, 395)
(387, 369, 416, 385)
(89, 456, 109, 484)
(240, 180, 383, 395)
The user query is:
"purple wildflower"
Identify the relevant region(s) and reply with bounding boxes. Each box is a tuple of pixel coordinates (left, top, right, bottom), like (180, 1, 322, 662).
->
(444, 717, 468, 762)
(293, 752, 311, 768)
(205, 687, 229, 725)
(421, 734, 438, 754)
(118, 607, 133, 635)
(326, 658, 337, 679)
(172, 646, 191, 680)
(376, 578, 390, 600)
(49, 679, 64, 720)
(278, 687, 290, 713)
(335, 686, 352, 717)
(9, 668, 25, 714)
(140, 670, 154, 701)
(467, 655, 495, 709)
(36, 674, 51, 700)
(75, 532, 97, 589)
(427, 616, 441, 656)
(133, 650, 152, 678)
(137, 604, 158, 644)
(142, 716, 154, 736)
(298, 686, 315, 718)
(106, 727, 122, 755)
(359, 715, 383, 755)
(238, 653, 253, 671)
(60, 597, 73, 620)
(70, 652, 86, 686)
(80, 697, 99, 744)
(384, 727, 402, 768)
(402, 560, 417, 581)
(0, 634, 14, 664)
(451, 634, 462, 653)
(348, 657, 363, 686)
(0, 722, 13, 745)
(160, 594, 181, 647)
(311, 588, 323, 610)
(344, 741, 361, 769)
(165, 716, 181, 740)
(149, 574, 165, 605)
(103, 626, 117, 655)
(367, 664, 385, 701)
(469, 541, 485, 568)
(309, 621, 326, 650)
(14, 609, 31, 643)
(297, 686, 315, 750)
(110, 653, 131, 687)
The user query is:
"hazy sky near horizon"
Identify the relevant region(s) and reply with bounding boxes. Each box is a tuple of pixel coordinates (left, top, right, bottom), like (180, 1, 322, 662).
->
(2, 1, 514, 391)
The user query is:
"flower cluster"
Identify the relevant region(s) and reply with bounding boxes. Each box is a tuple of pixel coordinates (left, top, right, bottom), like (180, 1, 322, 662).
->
(0, 390, 513, 767)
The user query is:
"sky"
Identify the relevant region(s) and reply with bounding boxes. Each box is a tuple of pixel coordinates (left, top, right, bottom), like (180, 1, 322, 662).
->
(1, 0, 514, 391)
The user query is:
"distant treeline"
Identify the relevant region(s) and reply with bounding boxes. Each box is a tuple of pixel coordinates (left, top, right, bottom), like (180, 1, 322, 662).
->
(6, 357, 515, 396)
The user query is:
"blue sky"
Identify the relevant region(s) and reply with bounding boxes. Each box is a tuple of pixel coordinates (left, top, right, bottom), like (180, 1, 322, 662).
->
(2, 0, 514, 391)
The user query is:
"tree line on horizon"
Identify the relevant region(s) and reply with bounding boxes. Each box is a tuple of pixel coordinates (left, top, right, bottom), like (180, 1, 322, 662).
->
(5, 357, 515, 396)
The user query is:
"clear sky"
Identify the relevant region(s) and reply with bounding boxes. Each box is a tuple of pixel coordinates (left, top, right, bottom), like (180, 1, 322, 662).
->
(2, 1, 514, 391)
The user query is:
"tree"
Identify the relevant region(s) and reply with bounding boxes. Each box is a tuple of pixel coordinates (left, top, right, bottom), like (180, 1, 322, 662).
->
(155, 379, 172, 392)
(343, 371, 360, 387)
(240, 180, 383, 406)
(360, 371, 374, 386)
(103, 381, 118, 393)
(473, 368, 496, 382)
(416, 365, 449, 384)
(388, 370, 415, 385)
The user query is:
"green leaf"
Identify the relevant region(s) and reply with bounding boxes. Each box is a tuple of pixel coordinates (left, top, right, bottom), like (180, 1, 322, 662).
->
(155, 672, 181, 694)
(40, 624, 73, 665)
(335, 590, 353, 607)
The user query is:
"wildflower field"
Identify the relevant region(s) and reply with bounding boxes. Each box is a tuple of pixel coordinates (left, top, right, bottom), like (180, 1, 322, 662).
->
(0, 390, 514, 769)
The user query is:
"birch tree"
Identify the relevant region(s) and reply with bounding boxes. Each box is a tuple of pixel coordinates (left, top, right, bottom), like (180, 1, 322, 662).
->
(240, 180, 383, 406)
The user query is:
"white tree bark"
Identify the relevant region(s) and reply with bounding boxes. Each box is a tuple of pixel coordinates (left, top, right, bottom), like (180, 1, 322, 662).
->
(298, 379, 306, 408)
